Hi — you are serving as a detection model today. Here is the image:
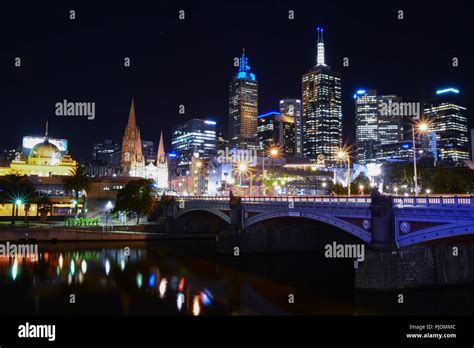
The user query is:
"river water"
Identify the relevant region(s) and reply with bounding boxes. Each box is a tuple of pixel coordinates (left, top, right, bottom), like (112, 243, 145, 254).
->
(0, 240, 473, 316)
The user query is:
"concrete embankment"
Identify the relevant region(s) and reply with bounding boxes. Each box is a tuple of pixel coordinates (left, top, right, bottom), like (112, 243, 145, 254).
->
(0, 228, 214, 242)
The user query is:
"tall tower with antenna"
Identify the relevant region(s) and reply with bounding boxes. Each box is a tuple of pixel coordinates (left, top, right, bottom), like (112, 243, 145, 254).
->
(228, 49, 259, 150)
(302, 27, 342, 166)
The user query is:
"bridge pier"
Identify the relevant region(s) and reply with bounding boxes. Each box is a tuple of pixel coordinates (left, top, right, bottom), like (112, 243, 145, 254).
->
(369, 194, 395, 249)
(356, 243, 474, 290)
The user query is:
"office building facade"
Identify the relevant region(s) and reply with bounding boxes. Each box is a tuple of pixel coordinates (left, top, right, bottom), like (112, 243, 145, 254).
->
(424, 88, 469, 163)
(229, 50, 259, 150)
(171, 118, 217, 167)
(279, 98, 303, 157)
(302, 28, 342, 166)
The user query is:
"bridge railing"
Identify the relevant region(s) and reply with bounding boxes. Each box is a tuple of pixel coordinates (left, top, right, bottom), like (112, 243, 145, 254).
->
(393, 195, 474, 207)
(176, 196, 229, 201)
(241, 196, 371, 204)
(176, 195, 372, 204)
(175, 195, 474, 207)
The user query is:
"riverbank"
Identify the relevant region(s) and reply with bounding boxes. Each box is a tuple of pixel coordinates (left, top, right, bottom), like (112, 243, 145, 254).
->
(0, 228, 215, 242)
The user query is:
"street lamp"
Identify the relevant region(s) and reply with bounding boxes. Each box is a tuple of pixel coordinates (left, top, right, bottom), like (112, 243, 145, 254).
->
(262, 145, 281, 196)
(238, 162, 248, 187)
(337, 148, 351, 196)
(412, 120, 430, 196)
(358, 184, 364, 196)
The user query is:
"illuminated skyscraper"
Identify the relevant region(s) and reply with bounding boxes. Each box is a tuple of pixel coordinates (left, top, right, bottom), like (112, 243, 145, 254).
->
(229, 49, 259, 150)
(279, 99, 302, 157)
(354, 90, 403, 164)
(302, 28, 342, 166)
(257, 111, 295, 156)
(171, 118, 217, 167)
(424, 88, 469, 163)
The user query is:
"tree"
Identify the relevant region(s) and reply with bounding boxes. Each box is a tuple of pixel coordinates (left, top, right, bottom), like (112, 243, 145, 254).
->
(0, 174, 35, 225)
(114, 179, 154, 224)
(35, 197, 53, 223)
(332, 183, 346, 195)
(430, 167, 474, 194)
(62, 166, 91, 217)
(350, 173, 371, 195)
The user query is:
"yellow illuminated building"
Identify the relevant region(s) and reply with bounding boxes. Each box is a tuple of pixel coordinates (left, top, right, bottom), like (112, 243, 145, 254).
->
(0, 123, 78, 218)
(0, 123, 76, 177)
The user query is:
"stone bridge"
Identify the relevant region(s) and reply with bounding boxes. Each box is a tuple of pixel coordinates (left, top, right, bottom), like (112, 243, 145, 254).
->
(166, 195, 474, 250)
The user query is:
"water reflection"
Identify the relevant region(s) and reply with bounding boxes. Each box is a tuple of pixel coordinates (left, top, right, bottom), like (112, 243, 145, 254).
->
(1, 241, 473, 316)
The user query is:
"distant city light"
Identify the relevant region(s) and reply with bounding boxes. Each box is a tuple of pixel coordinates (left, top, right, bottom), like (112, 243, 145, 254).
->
(401, 143, 411, 150)
(353, 89, 367, 99)
(258, 111, 280, 118)
(436, 88, 459, 95)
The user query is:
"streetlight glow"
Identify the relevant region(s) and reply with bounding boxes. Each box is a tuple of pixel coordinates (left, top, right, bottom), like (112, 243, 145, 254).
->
(418, 122, 429, 132)
(238, 163, 247, 172)
(336, 147, 351, 196)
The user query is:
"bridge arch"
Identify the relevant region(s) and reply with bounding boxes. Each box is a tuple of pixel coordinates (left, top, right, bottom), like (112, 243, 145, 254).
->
(175, 208, 231, 224)
(243, 211, 372, 243)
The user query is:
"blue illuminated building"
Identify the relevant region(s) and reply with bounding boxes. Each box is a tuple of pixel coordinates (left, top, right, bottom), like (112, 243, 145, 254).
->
(229, 49, 259, 150)
(171, 118, 217, 166)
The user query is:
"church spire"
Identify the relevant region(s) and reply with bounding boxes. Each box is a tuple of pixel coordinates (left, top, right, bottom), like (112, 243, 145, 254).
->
(127, 98, 137, 129)
(316, 27, 326, 66)
(157, 131, 166, 163)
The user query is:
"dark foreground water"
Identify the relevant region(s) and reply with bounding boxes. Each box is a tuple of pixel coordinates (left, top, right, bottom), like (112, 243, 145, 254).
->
(1, 240, 473, 316)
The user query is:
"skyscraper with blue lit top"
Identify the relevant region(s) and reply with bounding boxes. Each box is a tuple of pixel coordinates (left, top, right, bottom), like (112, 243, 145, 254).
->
(424, 88, 469, 163)
(302, 28, 342, 166)
(229, 50, 259, 150)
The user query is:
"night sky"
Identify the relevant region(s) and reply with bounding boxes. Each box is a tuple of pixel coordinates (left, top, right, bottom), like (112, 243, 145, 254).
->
(1, 0, 472, 161)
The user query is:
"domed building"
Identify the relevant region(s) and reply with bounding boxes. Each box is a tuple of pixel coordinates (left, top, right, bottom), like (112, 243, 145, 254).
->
(28, 139, 61, 166)
(0, 122, 77, 177)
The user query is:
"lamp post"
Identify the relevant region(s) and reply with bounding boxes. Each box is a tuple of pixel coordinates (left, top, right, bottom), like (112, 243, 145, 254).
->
(337, 149, 351, 196)
(262, 146, 280, 196)
(412, 121, 429, 196)
(14, 199, 23, 222)
(238, 162, 248, 188)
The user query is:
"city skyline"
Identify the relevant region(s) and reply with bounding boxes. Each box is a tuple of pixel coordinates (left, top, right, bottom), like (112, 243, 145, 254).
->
(2, 1, 471, 162)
